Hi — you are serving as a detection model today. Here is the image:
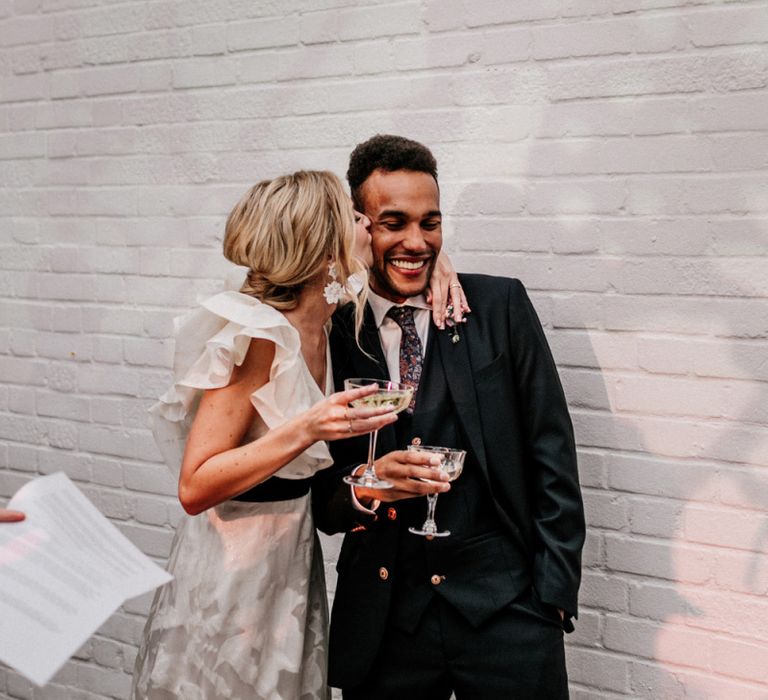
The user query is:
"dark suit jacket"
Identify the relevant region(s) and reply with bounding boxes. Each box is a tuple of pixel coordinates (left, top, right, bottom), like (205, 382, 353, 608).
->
(312, 274, 585, 688)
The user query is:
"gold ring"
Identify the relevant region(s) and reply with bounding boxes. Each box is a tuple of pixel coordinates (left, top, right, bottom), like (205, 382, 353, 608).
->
(348, 419, 354, 433)
(450, 283, 461, 289)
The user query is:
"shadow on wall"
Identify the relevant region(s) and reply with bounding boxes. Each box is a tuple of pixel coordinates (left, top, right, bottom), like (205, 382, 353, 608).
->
(574, 272, 767, 699)
(450, 169, 768, 696)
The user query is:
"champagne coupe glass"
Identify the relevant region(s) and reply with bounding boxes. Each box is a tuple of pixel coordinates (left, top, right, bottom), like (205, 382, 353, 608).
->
(343, 378, 414, 490)
(407, 445, 466, 537)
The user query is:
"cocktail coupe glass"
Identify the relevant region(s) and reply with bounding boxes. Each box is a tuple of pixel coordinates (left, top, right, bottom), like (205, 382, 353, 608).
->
(407, 445, 466, 537)
(342, 378, 414, 490)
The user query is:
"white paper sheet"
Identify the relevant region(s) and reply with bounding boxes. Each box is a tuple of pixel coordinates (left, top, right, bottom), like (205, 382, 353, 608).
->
(0, 472, 172, 687)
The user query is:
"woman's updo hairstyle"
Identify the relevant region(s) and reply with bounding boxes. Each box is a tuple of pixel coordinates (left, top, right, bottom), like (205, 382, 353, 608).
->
(223, 170, 365, 312)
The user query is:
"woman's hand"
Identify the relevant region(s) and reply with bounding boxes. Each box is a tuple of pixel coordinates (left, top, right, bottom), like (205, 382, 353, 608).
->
(301, 384, 398, 443)
(0, 508, 25, 523)
(426, 251, 470, 329)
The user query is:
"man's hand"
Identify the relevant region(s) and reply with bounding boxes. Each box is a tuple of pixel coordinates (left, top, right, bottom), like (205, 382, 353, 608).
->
(354, 450, 450, 504)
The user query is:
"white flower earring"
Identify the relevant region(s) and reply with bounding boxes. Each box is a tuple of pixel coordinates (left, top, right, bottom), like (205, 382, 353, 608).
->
(323, 262, 344, 305)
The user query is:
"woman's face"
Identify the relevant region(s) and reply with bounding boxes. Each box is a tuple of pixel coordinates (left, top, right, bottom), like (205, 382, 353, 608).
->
(352, 209, 373, 268)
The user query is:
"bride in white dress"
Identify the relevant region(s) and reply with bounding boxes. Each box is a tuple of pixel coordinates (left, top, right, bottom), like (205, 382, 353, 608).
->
(131, 170, 466, 699)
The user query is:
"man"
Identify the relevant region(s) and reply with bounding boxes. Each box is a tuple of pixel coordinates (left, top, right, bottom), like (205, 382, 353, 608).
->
(313, 135, 585, 698)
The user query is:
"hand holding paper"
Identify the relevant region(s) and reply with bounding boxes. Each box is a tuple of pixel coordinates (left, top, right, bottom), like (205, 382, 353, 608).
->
(0, 472, 172, 687)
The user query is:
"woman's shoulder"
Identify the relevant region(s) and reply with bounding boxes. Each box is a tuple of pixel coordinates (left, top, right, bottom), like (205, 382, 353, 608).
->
(228, 335, 277, 394)
(150, 290, 331, 478)
(173, 292, 297, 358)
(198, 291, 290, 333)
(152, 292, 295, 420)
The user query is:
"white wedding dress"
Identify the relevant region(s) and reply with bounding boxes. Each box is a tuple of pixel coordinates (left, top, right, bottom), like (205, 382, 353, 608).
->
(131, 291, 333, 700)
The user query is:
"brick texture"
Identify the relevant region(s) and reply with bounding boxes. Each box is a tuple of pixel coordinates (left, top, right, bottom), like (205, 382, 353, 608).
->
(1, 1, 767, 698)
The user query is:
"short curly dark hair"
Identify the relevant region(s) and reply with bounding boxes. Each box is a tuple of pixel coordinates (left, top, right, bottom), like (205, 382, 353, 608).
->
(347, 134, 438, 210)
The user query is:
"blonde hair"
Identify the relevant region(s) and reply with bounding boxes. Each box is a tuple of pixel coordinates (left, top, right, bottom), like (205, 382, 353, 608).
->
(223, 170, 367, 328)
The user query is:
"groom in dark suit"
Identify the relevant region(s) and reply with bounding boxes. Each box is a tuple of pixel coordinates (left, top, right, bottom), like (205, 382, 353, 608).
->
(313, 135, 585, 698)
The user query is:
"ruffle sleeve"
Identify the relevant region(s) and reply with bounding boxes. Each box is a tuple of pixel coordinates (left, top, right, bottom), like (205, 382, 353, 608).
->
(149, 291, 332, 480)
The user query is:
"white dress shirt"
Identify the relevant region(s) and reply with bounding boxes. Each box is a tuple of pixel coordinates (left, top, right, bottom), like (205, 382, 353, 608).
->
(366, 289, 431, 383)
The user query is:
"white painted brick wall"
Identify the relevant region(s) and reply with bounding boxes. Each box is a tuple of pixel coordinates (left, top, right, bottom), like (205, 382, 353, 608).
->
(2, 1, 767, 697)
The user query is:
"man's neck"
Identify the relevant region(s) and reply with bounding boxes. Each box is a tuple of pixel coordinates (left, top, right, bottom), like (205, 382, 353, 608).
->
(368, 287, 426, 305)
(367, 288, 430, 329)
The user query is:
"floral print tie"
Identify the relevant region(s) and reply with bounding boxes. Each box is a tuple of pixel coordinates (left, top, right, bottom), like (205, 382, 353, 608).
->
(387, 305, 423, 413)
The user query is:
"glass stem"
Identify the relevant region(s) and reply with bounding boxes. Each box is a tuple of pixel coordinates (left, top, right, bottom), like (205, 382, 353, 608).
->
(425, 493, 438, 529)
(364, 429, 379, 483)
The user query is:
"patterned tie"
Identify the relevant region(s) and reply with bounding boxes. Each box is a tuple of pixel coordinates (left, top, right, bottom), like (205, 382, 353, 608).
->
(387, 305, 423, 413)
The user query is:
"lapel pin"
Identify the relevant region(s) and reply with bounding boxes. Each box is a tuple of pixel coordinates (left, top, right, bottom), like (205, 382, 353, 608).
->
(444, 303, 467, 344)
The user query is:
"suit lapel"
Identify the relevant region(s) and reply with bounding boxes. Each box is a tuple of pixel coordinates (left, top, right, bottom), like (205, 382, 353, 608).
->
(435, 325, 490, 477)
(356, 305, 389, 379)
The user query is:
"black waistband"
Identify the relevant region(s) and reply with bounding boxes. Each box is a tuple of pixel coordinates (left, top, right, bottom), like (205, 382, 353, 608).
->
(233, 475, 312, 503)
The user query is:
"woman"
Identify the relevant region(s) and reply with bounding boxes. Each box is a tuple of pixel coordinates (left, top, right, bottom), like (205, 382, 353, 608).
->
(132, 171, 466, 699)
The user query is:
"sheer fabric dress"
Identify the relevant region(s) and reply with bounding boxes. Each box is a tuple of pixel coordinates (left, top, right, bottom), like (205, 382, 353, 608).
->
(131, 291, 333, 700)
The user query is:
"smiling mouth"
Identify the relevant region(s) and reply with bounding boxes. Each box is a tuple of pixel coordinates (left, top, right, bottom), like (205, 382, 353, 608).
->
(390, 258, 428, 271)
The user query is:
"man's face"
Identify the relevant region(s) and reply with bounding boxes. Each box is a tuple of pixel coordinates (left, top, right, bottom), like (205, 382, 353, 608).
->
(359, 169, 442, 303)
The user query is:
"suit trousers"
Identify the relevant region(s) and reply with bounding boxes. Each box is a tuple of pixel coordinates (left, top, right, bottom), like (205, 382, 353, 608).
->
(342, 588, 569, 700)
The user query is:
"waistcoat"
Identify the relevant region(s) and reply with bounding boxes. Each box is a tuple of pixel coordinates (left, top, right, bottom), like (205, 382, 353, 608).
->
(388, 332, 526, 632)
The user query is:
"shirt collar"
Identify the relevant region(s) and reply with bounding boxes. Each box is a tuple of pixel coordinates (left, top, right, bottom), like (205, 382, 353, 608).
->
(367, 288, 431, 329)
